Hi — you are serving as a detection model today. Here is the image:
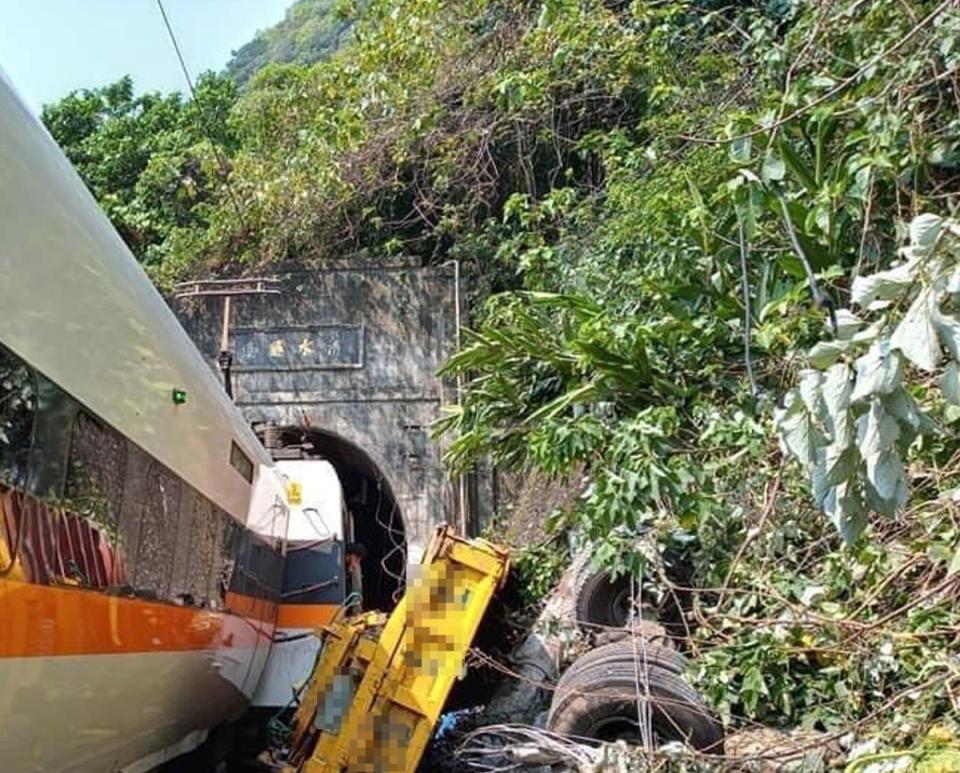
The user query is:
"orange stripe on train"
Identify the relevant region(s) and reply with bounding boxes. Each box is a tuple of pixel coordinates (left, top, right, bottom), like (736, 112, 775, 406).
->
(0, 578, 275, 658)
(275, 603, 338, 629)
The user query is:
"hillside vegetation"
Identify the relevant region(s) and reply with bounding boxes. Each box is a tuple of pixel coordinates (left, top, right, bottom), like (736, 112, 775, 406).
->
(44, 0, 960, 757)
(224, 0, 350, 85)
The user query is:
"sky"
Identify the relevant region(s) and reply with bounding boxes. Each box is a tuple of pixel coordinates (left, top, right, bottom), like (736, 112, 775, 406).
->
(0, 0, 294, 113)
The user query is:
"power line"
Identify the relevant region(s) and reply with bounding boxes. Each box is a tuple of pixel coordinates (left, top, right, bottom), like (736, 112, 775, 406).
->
(155, 0, 247, 232)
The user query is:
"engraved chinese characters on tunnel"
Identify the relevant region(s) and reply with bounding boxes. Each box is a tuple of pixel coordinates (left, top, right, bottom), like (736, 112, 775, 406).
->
(232, 325, 364, 371)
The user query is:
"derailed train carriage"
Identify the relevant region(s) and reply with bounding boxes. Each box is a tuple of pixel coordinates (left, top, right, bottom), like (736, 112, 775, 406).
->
(0, 70, 349, 771)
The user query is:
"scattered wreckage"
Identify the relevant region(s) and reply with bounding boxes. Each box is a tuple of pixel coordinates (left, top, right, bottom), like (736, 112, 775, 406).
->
(259, 532, 952, 772)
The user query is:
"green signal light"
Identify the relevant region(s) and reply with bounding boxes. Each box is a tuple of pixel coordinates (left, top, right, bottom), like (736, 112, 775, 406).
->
(172, 388, 188, 405)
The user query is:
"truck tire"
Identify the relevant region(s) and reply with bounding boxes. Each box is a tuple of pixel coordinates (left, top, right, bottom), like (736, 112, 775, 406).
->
(573, 565, 657, 631)
(548, 642, 723, 752)
(562, 639, 685, 678)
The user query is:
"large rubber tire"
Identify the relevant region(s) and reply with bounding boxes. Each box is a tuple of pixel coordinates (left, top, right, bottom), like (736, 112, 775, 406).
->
(548, 642, 723, 753)
(562, 640, 685, 679)
(573, 564, 658, 631)
(574, 565, 633, 629)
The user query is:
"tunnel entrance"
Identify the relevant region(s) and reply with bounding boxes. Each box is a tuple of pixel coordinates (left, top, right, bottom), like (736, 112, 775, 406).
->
(261, 424, 406, 612)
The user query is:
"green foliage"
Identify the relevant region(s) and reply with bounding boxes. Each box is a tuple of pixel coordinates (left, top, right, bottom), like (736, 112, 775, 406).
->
(510, 538, 570, 611)
(144, 0, 680, 278)
(41, 73, 239, 265)
(777, 216, 960, 543)
(0, 349, 36, 488)
(691, 502, 960, 737)
(224, 0, 351, 86)
(427, 0, 960, 747)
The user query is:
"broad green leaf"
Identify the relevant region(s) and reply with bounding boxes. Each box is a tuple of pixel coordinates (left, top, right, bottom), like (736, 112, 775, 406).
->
(852, 320, 883, 345)
(851, 341, 903, 402)
(777, 137, 817, 193)
(856, 400, 900, 459)
(881, 388, 924, 437)
(865, 450, 908, 512)
(775, 392, 821, 467)
(814, 117, 838, 185)
(934, 311, 960, 359)
(762, 152, 786, 182)
(946, 265, 960, 294)
(729, 136, 752, 163)
(908, 213, 944, 257)
(812, 449, 832, 507)
(823, 480, 867, 544)
(798, 369, 824, 418)
(525, 380, 597, 423)
(823, 363, 854, 447)
(824, 442, 857, 487)
(850, 258, 920, 308)
(522, 291, 601, 316)
(941, 361, 960, 405)
(808, 339, 854, 369)
(890, 287, 942, 372)
(830, 309, 866, 341)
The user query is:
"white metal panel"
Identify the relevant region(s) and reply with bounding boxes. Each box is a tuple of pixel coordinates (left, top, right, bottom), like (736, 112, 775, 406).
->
(246, 463, 292, 545)
(0, 71, 271, 523)
(251, 631, 323, 708)
(0, 649, 252, 773)
(277, 459, 344, 542)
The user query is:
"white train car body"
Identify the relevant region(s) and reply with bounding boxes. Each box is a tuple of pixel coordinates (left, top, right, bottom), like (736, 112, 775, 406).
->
(0, 72, 293, 771)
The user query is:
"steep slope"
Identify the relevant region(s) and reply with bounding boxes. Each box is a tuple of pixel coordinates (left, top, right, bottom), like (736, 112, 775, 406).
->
(224, 0, 351, 86)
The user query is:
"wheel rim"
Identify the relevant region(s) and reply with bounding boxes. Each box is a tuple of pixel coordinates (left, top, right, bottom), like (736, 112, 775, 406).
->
(589, 715, 641, 742)
(608, 582, 632, 627)
(588, 714, 671, 745)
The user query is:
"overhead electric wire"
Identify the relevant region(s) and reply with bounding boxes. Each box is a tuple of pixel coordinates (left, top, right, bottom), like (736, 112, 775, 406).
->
(155, 0, 248, 232)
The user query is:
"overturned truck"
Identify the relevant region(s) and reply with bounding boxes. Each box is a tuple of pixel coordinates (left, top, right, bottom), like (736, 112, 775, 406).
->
(261, 534, 725, 772)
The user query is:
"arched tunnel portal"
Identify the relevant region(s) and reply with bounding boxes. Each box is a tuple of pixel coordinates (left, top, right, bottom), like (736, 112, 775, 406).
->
(267, 424, 406, 611)
(174, 264, 496, 598)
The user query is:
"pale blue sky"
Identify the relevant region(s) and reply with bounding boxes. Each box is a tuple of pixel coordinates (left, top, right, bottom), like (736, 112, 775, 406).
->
(0, 0, 294, 112)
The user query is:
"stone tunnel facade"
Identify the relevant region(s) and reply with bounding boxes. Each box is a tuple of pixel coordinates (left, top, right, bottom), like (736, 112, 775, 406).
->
(175, 262, 463, 557)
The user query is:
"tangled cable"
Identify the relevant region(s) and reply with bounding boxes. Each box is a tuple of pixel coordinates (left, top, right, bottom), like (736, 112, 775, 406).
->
(456, 724, 610, 771)
(371, 477, 407, 603)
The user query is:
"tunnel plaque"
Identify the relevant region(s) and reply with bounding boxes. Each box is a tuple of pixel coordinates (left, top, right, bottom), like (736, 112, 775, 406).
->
(232, 324, 365, 371)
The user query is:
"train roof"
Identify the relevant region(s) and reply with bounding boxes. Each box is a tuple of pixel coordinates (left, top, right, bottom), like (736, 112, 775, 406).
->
(0, 70, 273, 522)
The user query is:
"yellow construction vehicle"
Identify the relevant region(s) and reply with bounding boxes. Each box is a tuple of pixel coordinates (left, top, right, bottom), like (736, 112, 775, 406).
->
(275, 525, 510, 773)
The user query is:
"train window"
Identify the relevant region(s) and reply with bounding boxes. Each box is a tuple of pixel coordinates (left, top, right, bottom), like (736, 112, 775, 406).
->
(129, 451, 181, 600)
(166, 484, 192, 605)
(230, 441, 254, 483)
(61, 411, 128, 589)
(65, 412, 125, 536)
(216, 511, 242, 611)
(0, 344, 37, 490)
(172, 489, 221, 607)
(26, 376, 76, 499)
